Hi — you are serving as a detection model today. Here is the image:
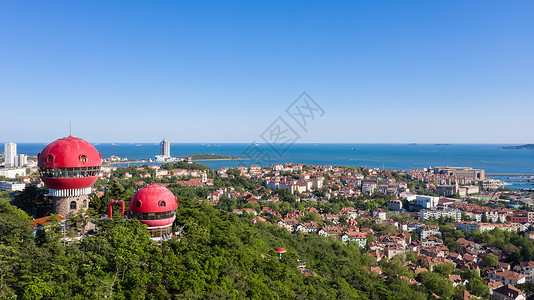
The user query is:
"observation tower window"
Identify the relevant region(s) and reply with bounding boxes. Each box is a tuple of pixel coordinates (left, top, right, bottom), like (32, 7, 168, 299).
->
(159, 201, 166, 207)
(136, 201, 142, 208)
(70, 201, 77, 210)
(80, 155, 87, 163)
(48, 155, 54, 163)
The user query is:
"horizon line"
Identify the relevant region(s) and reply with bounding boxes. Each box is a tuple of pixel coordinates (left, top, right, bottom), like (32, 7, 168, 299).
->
(1, 141, 531, 145)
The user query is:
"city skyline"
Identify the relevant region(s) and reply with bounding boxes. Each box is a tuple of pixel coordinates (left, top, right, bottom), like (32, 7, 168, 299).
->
(1, 1, 533, 143)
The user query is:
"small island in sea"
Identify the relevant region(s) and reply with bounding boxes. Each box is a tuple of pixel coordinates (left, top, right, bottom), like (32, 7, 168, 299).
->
(502, 144, 534, 150)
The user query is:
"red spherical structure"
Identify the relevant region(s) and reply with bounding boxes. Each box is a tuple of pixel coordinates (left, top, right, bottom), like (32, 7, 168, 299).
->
(38, 135, 102, 192)
(38, 136, 102, 217)
(129, 184, 178, 237)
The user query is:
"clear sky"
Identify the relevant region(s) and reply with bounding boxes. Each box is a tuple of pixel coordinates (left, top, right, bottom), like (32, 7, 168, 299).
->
(1, 1, 533, 143)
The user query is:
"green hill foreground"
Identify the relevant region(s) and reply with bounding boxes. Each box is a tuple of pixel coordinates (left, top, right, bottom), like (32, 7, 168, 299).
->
(0, 196, 433, 300)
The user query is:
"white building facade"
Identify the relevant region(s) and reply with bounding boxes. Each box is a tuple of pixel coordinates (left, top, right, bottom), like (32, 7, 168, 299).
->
(4, 142, 17, 168)
(160, 139, 171, 158)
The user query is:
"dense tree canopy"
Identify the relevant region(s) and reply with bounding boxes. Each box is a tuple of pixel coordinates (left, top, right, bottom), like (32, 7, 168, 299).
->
(0, 193, 439, 299)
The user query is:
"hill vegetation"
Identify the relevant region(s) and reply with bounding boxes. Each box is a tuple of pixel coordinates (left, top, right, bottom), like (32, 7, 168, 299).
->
(0, 193, 439, 299)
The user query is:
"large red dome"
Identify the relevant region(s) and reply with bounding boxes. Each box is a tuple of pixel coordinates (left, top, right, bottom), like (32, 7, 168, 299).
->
(129, 184, 178, 228)
(38, 136, 101, 169)
(38, 136, 101, 191)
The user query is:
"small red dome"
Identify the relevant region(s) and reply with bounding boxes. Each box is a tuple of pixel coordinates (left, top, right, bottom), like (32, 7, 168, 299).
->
(38, 136, 101, 169)
(129, 184, 178, 228)
(129, 183, 178, 213)
(276, 247, 286, 253)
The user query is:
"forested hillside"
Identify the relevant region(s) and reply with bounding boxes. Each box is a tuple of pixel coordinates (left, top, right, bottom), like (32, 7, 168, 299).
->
(0, 194, 432, 299)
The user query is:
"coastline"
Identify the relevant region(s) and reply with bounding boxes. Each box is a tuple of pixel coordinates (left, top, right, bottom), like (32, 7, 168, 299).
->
(103, 158, 243, 166)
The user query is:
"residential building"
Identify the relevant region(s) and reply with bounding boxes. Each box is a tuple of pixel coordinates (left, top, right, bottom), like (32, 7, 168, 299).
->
(487, 269, 526, 285)
(518, 261, 534, 283)
(341, 231, 367, 248)
(417, 225, 440, 239)
(415, 195, 439, 208)
(456, 222, 521, 233)
(362, 182, 377, 195)
(0, 168, 26, 178)
(0, 181, 25, 191)
(373, 209, 386, 220)
(387, 199, 403, 211)
(420, 207, 462, 222)
(492, 284, 526, 300)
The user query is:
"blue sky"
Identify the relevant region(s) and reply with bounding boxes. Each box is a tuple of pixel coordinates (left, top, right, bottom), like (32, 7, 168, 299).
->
(1, 1, 533, 143)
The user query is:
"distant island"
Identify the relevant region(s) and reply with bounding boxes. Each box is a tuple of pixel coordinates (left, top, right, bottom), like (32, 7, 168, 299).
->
(502, 144, 534, 150)
(188, 154, 240, 160)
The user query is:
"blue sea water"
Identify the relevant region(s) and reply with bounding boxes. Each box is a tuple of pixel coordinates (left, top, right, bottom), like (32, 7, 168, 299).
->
(12, 143, 534, 189)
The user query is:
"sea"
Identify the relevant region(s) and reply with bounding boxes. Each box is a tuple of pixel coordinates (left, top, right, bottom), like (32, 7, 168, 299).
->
(13, 143, 534, 190)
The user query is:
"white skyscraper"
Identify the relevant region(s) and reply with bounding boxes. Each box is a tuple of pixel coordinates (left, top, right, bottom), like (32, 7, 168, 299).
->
(4, 143, 17, 168)
(160, 139, 170, 158)
(18, 154, 28, 167)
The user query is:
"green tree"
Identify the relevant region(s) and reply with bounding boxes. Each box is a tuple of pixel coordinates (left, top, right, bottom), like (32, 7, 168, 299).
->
(108, 182, 126, 200)
(12, 186, 51, 218)
(432, 263, 455, 276)
(416, 271, 455, 299)
(466, 277, 490, 298)
(483, 253, 499, 267)
(0, 199, 33, 246)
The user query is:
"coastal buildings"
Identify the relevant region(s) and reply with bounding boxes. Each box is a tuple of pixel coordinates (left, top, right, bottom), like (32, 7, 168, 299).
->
(3, 142, 28, 168)
(433, 167, 485, 180)
(160, 139, 170, 158)
(408, 166, 505, 191)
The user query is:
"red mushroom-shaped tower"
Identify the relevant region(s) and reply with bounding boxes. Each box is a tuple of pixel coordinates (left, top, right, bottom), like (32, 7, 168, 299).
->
(276, 247, 286, 259)
(38, 136, 101, 217)
(129, 183, 178, 238)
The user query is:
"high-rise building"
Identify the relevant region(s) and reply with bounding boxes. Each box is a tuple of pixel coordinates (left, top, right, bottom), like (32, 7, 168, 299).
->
(18, 154, 28, 167)
(160, 139, 170, 158)
(4, 143, 17, 168)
